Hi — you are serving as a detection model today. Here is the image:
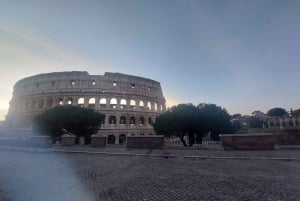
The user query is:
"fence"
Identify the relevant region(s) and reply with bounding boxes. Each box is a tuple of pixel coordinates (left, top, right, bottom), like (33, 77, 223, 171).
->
(163, 136, 222, 149)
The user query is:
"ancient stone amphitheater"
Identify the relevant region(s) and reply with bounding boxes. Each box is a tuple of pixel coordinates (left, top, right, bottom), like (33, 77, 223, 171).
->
(6, 71, 166, 144)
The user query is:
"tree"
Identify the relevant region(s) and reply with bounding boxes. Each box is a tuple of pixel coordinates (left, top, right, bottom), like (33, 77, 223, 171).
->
(34, 106, 105, 139)
(153, 103, 233, 146)
(196, 103, 233, 141)
(267, 108, 288, 117)
(291, 109, 300, 117)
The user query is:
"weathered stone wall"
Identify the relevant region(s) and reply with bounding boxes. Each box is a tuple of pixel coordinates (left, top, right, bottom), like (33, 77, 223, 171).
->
(220, 134, 276, 150)
(6, 71, 166, 144)
(126, 136, 164, 148)
(91, 136, 107, 147)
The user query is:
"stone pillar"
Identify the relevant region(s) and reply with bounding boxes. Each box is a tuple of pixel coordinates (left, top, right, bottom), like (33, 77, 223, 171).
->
(292, 117, 296, 127)
(106, 97, 110, 108)
(84, 97, 89, 108)
(95, 97, 100, 109)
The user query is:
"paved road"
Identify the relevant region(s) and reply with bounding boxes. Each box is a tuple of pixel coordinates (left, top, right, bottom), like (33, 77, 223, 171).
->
(0, 150, 300, 201)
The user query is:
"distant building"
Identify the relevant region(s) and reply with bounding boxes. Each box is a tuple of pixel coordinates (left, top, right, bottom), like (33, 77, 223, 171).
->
(5, 71, 166, 144)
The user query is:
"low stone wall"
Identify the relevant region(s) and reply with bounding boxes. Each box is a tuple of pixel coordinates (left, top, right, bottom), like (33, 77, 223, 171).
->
(0, 136, 52, 148)
(91, 136, 106, 147)
(28, 136, 52, 148)
(61, 134, 76, 146)
(220, 134, 275, 150)
(275, 134, 300, 145)
(127, 135, 164, 149)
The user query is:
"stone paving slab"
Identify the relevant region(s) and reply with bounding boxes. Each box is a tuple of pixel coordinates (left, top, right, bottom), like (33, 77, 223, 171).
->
(1, 150, 300, 201)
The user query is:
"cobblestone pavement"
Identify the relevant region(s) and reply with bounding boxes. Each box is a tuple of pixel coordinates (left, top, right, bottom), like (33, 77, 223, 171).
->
(0, 150, 300, 201)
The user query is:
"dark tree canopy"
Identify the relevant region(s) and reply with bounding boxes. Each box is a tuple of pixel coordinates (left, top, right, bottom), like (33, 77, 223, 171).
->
(34, 106, 105, 138)
(267, 108, 288, 117)
(291, 109, 300, 117)
(153, 103, 233, 146)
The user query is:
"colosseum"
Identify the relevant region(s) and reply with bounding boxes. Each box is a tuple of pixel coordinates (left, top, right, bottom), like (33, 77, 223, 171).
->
(5, 71, 166, 144)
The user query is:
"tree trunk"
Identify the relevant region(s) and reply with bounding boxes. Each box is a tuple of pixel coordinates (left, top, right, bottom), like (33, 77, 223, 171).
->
(188, 133, 195, 147)
(179, 136, 187, 147)
(196, 133, 203, 144)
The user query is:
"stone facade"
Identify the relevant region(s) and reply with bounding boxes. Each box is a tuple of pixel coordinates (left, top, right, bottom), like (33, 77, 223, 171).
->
(5, 71, 166, 144)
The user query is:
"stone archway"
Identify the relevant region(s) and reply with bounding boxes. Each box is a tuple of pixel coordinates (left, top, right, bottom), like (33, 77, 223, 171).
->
(107, 135, 116, 144)
(119, 134, 126, 144)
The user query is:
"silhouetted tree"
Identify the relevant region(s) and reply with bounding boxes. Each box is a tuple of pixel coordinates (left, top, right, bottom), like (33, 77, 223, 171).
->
(291, 109, 300, 117)
(267, 108, 288, 117)
(153, 103, 233, 146)
(34, 106, 105, 139)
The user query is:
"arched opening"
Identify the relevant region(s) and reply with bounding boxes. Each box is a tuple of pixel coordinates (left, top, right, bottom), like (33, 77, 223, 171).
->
(88, 98, 96, 108)
(67, 98, 73, 105)
(139, 117, 145, 125)
(154, 103, 158, 111)
(25, 100, 30, 110)
(140, 133, 145, 136)
(38, 99, 44, 109)
(46, 98, 53, 108)
(120, 99, 127, 108)
(139, 100, 144, 108)
(78, 97, 84, 107)
(110, 98, 117, 108)
(120, 116, 126, 125)
(119, 134, 126, 144)
(109, 116, 117, 124)
(147, 102, 151, 110)
(107, 135, 115, 144)
(99, 98, 107, 108)
(130, 100, 136, 109)
(130, 116, 136, 125)
(148, 117, 153, 125)
(57, 98, 63, 106)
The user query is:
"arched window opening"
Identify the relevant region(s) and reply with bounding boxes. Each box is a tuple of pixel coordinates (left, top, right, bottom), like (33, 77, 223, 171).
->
(88, 98, 96, 108)
(139, 117, 145, 125)
(67, 98, 73, 105)
(139, 100, 144, 108)
(30, 100, 36, 109)
(110, 98, 117, 108)
(148, 117, 153, 125)
(140, 133, 145, 136)
(25, 100, 30, 110)
(112, 82, 117, 87)
(58, 98, 63, 106)
(78, 97, 84, 107)
(120, 99, 127, 108)
(119, 134, 126, 144)
(147, 102, 151, 110)
(130, 117, 136, 125)
(130, 100, 136, 109)
(154, 103, 158, 111)
(109, 116, 117, 124)
(120, 116, 126, 125)
(38, 99, 44, 109)
(107, 135, 115, 144)
(91, 81, 96, 85)
(99, 98, 107, 108)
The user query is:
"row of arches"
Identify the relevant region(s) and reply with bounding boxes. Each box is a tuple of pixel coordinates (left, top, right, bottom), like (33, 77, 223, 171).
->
(107, 133, 153, 144)
(11, 96, 165, 112)
(107, 116, 153, 125)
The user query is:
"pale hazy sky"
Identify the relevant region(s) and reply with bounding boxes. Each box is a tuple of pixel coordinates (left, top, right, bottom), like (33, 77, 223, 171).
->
(1, 0, 300, 120)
